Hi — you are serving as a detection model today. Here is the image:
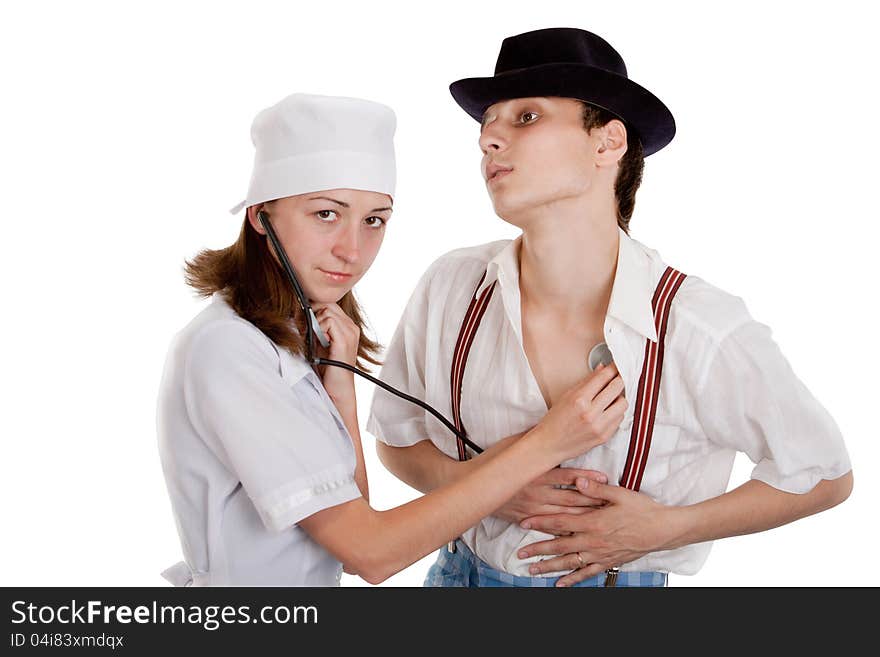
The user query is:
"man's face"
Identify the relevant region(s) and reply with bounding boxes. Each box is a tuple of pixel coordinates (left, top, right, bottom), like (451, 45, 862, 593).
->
(479, 96, 598, 226)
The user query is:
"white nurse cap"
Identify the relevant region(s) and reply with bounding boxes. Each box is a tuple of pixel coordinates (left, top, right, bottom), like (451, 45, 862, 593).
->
(230, 92, 396, 214)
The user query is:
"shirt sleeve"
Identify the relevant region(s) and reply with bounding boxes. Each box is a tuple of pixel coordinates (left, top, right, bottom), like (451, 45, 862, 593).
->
(366, 264, 437, 447)
(694, 318, 852, 493)
(183, 320, 361, 532)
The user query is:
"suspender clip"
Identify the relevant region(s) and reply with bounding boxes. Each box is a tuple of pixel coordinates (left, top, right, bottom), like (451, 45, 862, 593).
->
(604, 567, 620, 587)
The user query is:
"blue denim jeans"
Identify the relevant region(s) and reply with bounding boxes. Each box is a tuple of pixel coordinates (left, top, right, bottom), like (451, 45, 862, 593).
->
(424, 539, 668, 587)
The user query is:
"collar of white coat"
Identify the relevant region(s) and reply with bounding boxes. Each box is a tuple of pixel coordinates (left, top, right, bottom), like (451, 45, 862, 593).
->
(210, 292, 319, 384)
(277, 346, 316, 384)
(272, 326, 323, 387)
(476, 226, 659, 343)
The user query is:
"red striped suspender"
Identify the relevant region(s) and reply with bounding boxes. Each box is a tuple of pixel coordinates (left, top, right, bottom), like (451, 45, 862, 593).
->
(604, 266, 685, 586)
(619, 266, 687, 491)
(449, 265, 687, 483)
(449, 272, 497, 460)
(447, 264, 686, 570)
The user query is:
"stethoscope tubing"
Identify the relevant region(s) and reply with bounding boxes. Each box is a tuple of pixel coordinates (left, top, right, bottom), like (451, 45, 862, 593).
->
(258, 210, 484, 456)
(315, 357, 483, 454)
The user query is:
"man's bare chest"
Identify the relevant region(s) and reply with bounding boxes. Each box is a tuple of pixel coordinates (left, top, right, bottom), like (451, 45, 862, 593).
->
(521, 316, 606, 407)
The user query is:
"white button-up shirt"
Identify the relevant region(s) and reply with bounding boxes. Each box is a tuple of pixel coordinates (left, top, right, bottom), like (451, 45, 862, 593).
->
(367, 228, 851, 577)
(157, 294, 361, 586)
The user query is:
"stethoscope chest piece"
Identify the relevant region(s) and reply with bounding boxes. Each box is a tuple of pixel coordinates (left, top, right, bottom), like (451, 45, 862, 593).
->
(588, 342, 614, 372)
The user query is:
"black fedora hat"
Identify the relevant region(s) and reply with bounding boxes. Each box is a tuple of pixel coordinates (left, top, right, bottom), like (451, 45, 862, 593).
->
(449, 27, 675, 156)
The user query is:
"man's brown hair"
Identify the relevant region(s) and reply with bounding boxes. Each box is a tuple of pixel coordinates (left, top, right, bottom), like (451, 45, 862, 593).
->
(581, 103, 645, 234)
(184, 210, 381, 369)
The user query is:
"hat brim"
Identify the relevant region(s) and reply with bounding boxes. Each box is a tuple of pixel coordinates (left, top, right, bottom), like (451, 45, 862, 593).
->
(449, 63, 675, 156)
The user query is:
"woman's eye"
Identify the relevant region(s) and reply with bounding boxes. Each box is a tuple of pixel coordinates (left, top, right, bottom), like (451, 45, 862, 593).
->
(364, 216, 386, 228)
(519, 111, 539, 124)
(315, 210, 338, 222)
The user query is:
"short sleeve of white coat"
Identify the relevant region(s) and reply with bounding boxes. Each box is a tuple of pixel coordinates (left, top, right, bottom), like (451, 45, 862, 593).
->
(184, 320, 360, 532)
(366, 262, 437, 447)
(693, 318, 852, 494)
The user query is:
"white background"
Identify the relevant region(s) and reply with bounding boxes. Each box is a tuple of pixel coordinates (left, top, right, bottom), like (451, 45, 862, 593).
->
(2, 1, 877, 587)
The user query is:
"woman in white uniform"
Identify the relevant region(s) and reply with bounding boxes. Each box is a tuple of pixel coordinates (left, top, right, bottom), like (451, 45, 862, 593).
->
(156, 92, 626, 586)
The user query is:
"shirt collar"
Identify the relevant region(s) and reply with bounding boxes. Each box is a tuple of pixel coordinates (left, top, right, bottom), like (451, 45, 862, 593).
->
(211, 291, 319, 382)
(477, 227, 658, 343)
(608, 228, 659, 342)
(479, 235, 522, 297)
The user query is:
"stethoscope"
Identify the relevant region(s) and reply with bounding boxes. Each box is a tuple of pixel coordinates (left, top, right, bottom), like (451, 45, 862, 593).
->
(257, 210, 485, 455)
(257, 210, 616, 457)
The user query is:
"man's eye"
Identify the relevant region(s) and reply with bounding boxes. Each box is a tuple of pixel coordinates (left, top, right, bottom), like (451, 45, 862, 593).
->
(519, 111, 539, 124)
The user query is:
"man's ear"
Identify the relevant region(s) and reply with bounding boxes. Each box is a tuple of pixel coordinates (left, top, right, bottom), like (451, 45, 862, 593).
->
(247, 204, 268, 235)
(596, 119, 628, 165)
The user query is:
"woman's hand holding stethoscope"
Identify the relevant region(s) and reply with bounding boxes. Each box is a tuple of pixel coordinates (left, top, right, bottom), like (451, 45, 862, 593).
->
(532, 362, 628, 462)
(312, 302, 360, 412)
(494, 353, 622, 525)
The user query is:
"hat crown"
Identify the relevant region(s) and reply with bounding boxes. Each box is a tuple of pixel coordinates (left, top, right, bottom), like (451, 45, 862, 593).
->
(495, 28, 627, 78)
(449, 27, 675, 156)
(250, 93, 395, 162)
(229, 92, 396, 214)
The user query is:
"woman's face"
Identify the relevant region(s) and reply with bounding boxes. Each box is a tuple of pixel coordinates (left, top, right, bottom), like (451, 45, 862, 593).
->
(248, 189, 392, 303)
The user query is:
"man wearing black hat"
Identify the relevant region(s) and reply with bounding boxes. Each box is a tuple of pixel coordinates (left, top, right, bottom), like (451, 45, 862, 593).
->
(368, 28, 852, 587)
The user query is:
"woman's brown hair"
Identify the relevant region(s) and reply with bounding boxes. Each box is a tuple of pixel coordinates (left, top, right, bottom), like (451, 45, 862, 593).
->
(184, 210, 381, 369)
(581, 102, 645, 235)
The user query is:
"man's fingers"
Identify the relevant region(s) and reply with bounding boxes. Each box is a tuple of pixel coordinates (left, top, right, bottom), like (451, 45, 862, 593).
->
(544, 468, 608, 486)
(545, 489, 607, 508)
(554, 561, 608, 587)
(520, 512, 593, 534)
(575, 477, 629, 505)
(534, 504, 599, 517)
(524, 554, 583, 576)
(517, 535, 584, 559)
